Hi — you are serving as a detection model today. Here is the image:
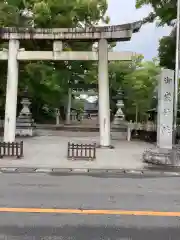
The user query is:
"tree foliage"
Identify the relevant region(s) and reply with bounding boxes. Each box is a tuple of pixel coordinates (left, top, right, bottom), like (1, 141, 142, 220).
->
(0, 0, 161, 123)
(136, 0, 176, 26)
(136, 0, 176, 70)
(158, 34, 176, 69)
(108, 56, 159, 121)
(0, 0, 109, 122)
(122, 60, 160, 121)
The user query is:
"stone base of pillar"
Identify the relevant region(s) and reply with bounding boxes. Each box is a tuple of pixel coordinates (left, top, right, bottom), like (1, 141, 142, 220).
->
(64, 122, 71, 125)
(16, 127, 35, 137)
(96, 144, 114, 149)
(143, 146, 180, 166)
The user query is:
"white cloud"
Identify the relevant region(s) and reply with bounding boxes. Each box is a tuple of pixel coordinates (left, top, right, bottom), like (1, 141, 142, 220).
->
(107, 0, 172, 60)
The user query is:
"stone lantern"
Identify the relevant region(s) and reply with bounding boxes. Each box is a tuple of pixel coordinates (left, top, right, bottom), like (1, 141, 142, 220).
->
(16, 88, 36, 137)
(112, 89, 125, 126)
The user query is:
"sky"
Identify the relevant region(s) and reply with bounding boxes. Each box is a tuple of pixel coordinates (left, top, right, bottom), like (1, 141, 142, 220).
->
(107, 0, 172, 60)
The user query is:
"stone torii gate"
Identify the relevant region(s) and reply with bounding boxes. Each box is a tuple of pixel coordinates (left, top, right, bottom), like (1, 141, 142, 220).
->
(0, 22, 142, 147)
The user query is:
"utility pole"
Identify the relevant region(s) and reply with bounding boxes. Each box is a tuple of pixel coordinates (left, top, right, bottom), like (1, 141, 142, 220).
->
(173, 0, 180, 144)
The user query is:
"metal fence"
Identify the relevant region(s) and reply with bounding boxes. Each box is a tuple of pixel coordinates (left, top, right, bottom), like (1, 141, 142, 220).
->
(127, 121, 180, 135)
(0, 141, 23, 158)
(67, 142, 96, 160)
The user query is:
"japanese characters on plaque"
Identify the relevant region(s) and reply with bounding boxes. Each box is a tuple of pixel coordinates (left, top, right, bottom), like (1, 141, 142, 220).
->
(160, 124, 171, 135)
(161, 74, 173, 135)
(164, 76, 172, 84)
(163, 92, 172, 102)
(163, 108, 171, 116)
(157, 69, 174, 149)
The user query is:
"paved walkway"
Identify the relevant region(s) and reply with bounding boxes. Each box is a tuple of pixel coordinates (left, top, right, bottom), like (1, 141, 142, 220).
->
(0, 130, 153, 170)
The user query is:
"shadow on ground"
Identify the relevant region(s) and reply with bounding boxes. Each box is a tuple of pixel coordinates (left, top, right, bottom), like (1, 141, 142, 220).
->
(48, 172, 180, 179)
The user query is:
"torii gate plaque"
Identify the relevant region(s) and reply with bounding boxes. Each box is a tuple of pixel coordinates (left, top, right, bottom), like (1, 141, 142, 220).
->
(0, 21, 142, 147)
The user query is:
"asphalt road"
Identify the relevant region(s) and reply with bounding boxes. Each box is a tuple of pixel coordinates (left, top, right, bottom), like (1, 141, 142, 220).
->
(0, 173, 180, 239)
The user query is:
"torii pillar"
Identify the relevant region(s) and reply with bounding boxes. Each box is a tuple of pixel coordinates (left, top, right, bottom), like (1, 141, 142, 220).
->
(4, 39, 19, 142)
(98, 39, 111, 147)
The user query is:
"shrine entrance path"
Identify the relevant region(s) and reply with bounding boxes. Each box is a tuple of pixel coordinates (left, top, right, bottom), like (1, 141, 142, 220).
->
(0, 130, 152, 170)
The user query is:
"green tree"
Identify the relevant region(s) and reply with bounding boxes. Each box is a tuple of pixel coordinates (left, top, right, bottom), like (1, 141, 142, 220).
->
(0, 0, 109, 122)
(136, 0, 176, 26)
(84, 54, 157, 122)
(158, 34, 176, 69)
(136, 0, 176, 70)
(121, 59, 160, 121)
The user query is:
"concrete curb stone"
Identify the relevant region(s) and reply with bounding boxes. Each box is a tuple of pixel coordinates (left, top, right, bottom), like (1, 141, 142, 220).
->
(0, 167, 179, 177)
(15, 168, 37, 173)
(0, 168, 18, 173)
(52, 168, 72, 173)
(35, 168, 53, 173)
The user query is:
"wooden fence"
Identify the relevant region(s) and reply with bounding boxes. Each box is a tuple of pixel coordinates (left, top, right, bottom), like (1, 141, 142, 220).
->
(67, 142, 96, 161)
(0, 141, 23, 158)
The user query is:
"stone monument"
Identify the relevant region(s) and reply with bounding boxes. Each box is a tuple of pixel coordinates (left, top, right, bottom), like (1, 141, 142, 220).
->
(16, 89, 36, 137)
(143, 69, 179, 165)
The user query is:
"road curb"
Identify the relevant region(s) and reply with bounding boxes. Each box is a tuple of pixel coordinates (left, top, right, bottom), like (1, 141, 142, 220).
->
(0, 167, 180, 176)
